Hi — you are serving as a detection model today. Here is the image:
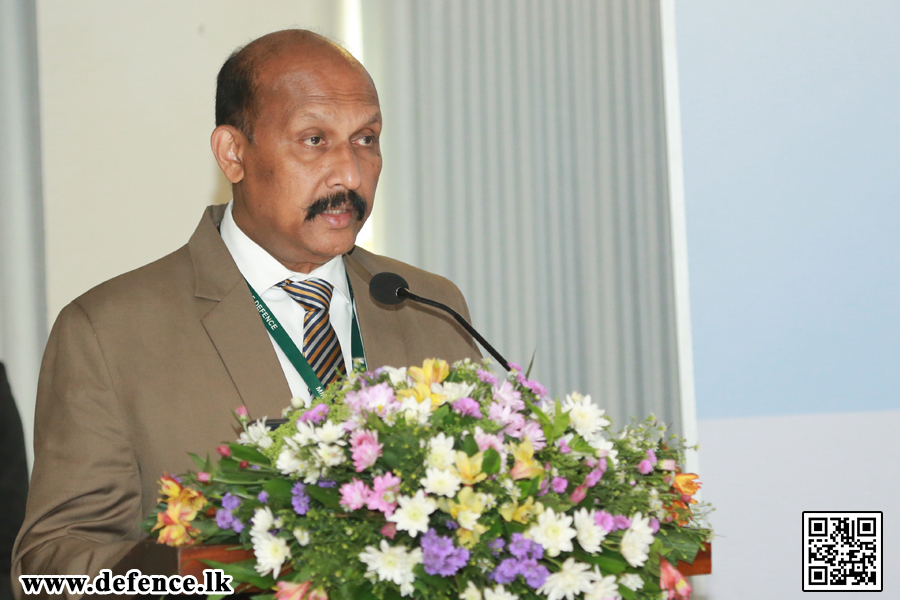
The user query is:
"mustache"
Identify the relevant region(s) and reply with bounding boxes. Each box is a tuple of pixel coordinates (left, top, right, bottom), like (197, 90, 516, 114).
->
(304, 190, 368, 222)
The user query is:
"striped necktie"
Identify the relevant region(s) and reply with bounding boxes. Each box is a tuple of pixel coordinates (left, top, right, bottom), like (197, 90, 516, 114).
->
(277, 277, 346, 389)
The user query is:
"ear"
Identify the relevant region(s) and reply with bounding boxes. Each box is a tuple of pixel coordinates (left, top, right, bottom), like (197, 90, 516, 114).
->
(210, 125, 246, 183)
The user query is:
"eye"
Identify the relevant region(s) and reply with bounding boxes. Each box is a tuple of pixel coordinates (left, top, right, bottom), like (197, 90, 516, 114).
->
(357, 135, 378, 146)
(304, 136, 325, 147)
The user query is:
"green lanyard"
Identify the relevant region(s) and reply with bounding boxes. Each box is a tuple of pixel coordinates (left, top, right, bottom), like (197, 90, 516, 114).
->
(247, 274, 366, 397)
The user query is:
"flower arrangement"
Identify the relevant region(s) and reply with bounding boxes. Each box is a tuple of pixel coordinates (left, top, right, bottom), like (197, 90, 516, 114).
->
(142, 359, 711, 600)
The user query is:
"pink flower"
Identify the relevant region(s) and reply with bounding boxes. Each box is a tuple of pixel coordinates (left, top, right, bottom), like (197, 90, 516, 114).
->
(492, 381, 525, 411)
(367, 473, 401, 516)
(552, 477, 569, 494)
(474, 427, 505, 454)
(477, 369, 498, 385)
(275, 581, 311, 600)
(488, 403, 525, 437)
(646, 448, 657, 464)
(197, 472, 210, 483)
(339, 478, 371, 511)
(659, 459, 677, 471)
(594, 510, 614, 532)
(638, 459, 654, 475)
(451, 397, 482, 418)
(569, 483, 588, 505)
(660, 558, 692, 600)
(381, 522, 398, 539)
(351, 432, 383, 472)
(308, 588, 328, 600)
(216, 444, 231, 457)
(519, 420, 546, 451)
(299, 403, 330, 424)
(235, 406, 249, 418)
(650, 517, 660, 533)
(557, 438, 572, 454)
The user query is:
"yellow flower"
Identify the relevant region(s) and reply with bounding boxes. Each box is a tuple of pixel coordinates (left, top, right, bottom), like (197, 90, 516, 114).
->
(509, 440, 544, 481)
(397, 383, 446, 408)
(499, 496, 543, 524)
(673, 473, 701, 498)
(455, 451, 487, 485)
(158, 474, 182, 502)
(442, 487, 488, 547)
(456, 522, 488, 548)
(409, 359, 450, 386)
(152, 499, 203, 547)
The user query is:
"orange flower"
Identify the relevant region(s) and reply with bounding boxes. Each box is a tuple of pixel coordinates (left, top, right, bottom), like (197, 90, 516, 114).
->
(152, 484, 207, 547)
(673, 473, 701, 498)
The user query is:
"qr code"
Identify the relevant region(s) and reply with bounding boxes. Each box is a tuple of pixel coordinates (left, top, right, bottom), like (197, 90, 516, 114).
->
(803, 511, 882, 591)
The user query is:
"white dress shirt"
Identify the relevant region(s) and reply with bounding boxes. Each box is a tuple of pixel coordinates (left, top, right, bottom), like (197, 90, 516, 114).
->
(220, 201, 359, 406)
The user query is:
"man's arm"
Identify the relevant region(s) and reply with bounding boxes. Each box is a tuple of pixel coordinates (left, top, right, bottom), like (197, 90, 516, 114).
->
(12, 303, 142, 600)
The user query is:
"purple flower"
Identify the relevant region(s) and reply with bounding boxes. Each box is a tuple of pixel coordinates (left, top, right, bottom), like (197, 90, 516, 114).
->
(231, 518, 244, 533)
(257, 491, 269, 503)
(291, 482, 311, 515)
(638, 459, 654, 475)
(445, 520, 459, 530)
(421, 529, 469, 577)
(451, 397, 483, 418)
(477, 369, 498, 385)
(318, 479, 337, 488)
(215, 508, 234, 530)
(251, 465, 261, 470)
(594, 510, 614, 532)
(488, 538, 506, 556)
(613, 515, 632, 531)
(491, 558, 520, 584)
(518, 558, 550, 589)
(508, 533, 543, 560)
(551, 477, 569, 494)
(221, 493, 241, 511)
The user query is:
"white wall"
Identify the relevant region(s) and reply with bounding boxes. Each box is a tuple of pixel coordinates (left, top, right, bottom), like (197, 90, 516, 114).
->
(676, 1, 900, 596)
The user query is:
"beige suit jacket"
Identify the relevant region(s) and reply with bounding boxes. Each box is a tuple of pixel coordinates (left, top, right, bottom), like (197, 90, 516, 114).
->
(12, 205, 480, 595)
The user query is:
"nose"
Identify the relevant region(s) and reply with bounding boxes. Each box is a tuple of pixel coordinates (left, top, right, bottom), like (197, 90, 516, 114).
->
(324, 141, 362, 191)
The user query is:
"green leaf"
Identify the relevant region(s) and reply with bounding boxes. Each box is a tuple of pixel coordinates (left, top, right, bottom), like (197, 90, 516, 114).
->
(569, 436, 594, 454)
(189, 452, 210, 471)
(525, 350, 536, 378)
(200, 559, 275, 590)
(525, 399, 553, 442)
(462, 435, 479, 457)
(263, 479, 293, 505)
(618, 584, 637, 600)
(552, 401, 570, 439)
(212, 472, 269, 485)
(307, 485, 341, 509)
(573, 550, 628, 574)
(413, 564, 447, 590)
(658, 528, 702, 564)
(228, 443, 271, 466)
(431, 404, 451, 427)
(482, 448, 501, 474)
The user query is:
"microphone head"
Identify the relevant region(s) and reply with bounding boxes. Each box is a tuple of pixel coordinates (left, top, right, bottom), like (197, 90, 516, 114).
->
(369, 272, 410, 305)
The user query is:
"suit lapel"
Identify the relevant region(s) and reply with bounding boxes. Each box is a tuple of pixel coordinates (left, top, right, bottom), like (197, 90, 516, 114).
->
(344, 251, 410, 370)
(190, 206, 292, 418)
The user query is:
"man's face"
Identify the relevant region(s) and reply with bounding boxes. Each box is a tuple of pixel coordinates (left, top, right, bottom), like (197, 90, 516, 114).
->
(230, 47, 382, 272)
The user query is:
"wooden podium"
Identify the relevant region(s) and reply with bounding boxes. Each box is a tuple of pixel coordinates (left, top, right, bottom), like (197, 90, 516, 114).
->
(115, 538, 711, 579)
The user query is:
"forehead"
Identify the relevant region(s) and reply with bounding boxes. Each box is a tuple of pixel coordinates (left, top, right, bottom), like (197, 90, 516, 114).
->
(254, 48, 380, 122)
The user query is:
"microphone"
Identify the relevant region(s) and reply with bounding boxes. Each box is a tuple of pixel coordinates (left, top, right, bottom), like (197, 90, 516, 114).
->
(369, 272, 512, 371)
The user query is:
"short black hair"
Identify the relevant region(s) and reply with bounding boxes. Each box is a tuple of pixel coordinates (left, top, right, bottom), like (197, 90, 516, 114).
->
(215, 45, 259, 142)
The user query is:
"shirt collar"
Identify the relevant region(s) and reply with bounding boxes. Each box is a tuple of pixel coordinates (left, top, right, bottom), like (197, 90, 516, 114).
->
(219, 200, 351, 303)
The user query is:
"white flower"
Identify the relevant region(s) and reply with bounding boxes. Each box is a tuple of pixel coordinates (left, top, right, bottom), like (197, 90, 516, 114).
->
(422, 467, 463, 497)
(293, 527, 311, 546)
(358, 540, 422, 597)
(238, 420, 273, 449)
(460, 581, 483, 600)
(527, 509, 577, 557)
(400, 396, 432, 425)
(315, 421, 347, 445)
(573, 508, 607, 554)
(382, 366, 410, 386)
(538, 558, 595, 600)
(293, 421, 318, 447)
(250, 506, 275, 541)
(562, 393, 610, 440)
(618, 573, 644, 592)
(427, 433, 456, 470)
(477, 492, 498, 510)
(275, 446, 307, 476)
(252, 531, 290, 576)
(290, 395, 310, 409)
(585, 571, 621, 600)
(434, 381, 476, 403)
(483, 585, 518, 600)
(388, 490, 437, 537)
(457, 510, 481, 531)
(501, 478, 522, 499)
(620, 512, 654, 567)
(315, 443, 347, 467)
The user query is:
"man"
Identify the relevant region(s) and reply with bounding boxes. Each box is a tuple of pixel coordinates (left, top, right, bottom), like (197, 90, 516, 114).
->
(12, 30, 480, 596)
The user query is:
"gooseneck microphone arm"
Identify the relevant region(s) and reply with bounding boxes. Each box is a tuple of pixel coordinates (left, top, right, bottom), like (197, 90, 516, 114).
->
(368, 271, 511, 371)
(397, 287, 511, 372)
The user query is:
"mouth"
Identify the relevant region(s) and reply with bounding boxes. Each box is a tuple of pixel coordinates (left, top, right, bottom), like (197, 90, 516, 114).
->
(305, 190, 368, 223)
